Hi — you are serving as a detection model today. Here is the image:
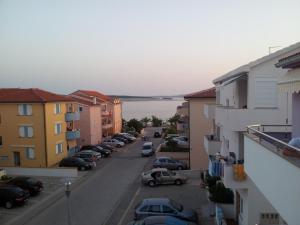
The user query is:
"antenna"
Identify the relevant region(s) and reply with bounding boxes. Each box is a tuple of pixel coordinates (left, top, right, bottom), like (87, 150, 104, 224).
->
(268, 46, 282, 54)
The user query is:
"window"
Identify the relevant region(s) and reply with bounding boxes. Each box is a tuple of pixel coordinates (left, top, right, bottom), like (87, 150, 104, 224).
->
(79, 106, 83, 112)
(55, 123, 62, 134)
(162, 205, 175, 213)
(56, 143, 63, 154)
(25, 148, 35, 159)
(0, 136, 2, 147)
(54, 103, 61, 114)
(18, 104, 32, 116)
(240, 198, 243, 214)
(0, 156, 8, 161)
(19, 126, 33, 138)
(162, 171, 170, 176)
(149, 205, 161, 213)
(139, 205, 149, 212)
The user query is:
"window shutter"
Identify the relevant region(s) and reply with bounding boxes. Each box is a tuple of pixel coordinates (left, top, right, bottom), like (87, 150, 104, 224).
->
(27, 105, 32, 115)
(254, 78, 278, 108)
(18, 105, 24, 115)
(27, 127, 33, 137)
(19, 127, 25, 137)
(55, 124, 58, 134)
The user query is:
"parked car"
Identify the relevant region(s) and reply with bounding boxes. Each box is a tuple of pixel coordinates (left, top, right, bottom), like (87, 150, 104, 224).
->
(141, 168, 187, 187)
(134, 198, 198, 222)
(141, 142, 155, 157)
(74, 150, 101, 161)
(114, 136, 129, 144)
(7, 177, 43, 196)
(128, 131, 139, 137)
(0, 185, 30, 209)
(119, 133, 137, 141)
(59, 157, 94, 171)
(103, 139, 125, 148)
(153, 157, 188, 170)
(127, 216, 198, 225)
(98, 143, 115, 151)
(81, 145, 111, 158)
(172, 136, 189, 148)
(153, 131, 162, 138)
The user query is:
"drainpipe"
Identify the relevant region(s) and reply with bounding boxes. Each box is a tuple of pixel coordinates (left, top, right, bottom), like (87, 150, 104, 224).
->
(43, 103, 48, 167)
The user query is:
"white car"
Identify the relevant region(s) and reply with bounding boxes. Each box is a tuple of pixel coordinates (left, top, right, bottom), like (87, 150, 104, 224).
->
(120, 133, 137, 141)
(103, 139, 125, 148)
(172, 136, 189, 148)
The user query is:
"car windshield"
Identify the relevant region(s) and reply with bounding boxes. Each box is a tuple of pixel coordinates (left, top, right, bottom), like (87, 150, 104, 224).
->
(143, 145, 152, 150)
(169, 171, 176, 176)
(170, 199, 183, 212)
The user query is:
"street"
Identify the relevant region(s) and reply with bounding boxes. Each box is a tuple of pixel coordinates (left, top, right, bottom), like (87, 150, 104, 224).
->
(23, 128, 161, 225)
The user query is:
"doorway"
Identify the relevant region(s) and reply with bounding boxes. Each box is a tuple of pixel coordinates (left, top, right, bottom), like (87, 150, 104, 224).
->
(13, 152, 21, 166)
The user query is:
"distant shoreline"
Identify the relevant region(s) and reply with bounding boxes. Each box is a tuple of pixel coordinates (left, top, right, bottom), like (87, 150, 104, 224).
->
(120, 97, 184, 102)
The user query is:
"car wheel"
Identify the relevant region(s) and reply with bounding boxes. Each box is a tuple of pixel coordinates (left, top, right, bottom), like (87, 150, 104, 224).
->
(175, 179, 182, 185)
(80, 166, 86, 171)
(5, 201, 13, 209)
(177, 166, 183, 170)
(148, 180, 156, 187)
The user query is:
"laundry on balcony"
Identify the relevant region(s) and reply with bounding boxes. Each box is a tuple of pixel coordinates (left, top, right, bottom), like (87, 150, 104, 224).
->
(209, 156, 224, 177)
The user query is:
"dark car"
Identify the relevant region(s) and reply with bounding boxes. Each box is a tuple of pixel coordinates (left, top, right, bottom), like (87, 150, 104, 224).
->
(128, 131, 139, 137)
(81, 145, 111, 157)
(153, 131, 162, 138)
(0, 185, 30, 209)
(153, 157, 188, 170)
(59, 157, 93, 171)
(74, 150, 101, 161)
(114, 136, 129, 144)
(134, 198, 198, 223)
(127, 216, 198, 225)
(98, 143, 115, 151)
(7, 177, 43, 196)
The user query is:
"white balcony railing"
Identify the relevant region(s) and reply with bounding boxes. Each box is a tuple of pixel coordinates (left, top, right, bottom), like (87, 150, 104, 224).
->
(245, 124, 299, 225)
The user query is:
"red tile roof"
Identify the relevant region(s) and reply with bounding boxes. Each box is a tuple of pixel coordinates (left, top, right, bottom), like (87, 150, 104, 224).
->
(184, 87, 216, 99)
(73, 90, 111, 101)
(0, 88, 74, 103)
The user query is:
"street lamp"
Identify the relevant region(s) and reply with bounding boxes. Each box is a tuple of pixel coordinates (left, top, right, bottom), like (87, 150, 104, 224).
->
(65, 181, 72, 225)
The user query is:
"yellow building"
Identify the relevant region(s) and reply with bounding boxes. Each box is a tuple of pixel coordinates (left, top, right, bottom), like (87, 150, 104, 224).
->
(0, 88, 80, 168)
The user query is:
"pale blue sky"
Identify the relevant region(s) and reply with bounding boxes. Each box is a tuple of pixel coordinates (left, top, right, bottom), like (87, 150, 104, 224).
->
(0, 0, 299, 95)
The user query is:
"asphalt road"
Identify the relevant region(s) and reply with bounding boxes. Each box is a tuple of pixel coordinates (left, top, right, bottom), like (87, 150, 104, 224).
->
(23, 127, 162, 225)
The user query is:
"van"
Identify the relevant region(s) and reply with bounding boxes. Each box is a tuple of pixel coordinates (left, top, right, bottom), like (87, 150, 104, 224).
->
(141, 142, 154, 157)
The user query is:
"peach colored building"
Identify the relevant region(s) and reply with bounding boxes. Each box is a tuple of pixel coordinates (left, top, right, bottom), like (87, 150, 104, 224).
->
(184, 87, 216, 170)
(69, 90, 122, 146)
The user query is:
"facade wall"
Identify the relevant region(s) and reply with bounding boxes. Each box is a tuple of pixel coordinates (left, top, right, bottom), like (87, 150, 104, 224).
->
(90, 106, 102, 145)
(292, 91, 300, 137)
(113, 102, 122, 134)
(44, 102, 68, 167)
(189, 98, 215, 170)
(0, 103, 47, 167)
(76, 104, 91, 146)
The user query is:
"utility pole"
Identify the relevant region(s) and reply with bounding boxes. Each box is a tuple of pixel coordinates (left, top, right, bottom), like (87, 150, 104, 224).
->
(65, 181, 72, 225)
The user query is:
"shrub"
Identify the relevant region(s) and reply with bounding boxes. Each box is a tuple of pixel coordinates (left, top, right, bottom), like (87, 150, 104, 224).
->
(209, 182, 234, 204)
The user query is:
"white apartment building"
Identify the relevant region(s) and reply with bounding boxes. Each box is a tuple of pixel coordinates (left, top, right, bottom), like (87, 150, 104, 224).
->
(205, 42, 300, 225)
(245, 48, 300, 225)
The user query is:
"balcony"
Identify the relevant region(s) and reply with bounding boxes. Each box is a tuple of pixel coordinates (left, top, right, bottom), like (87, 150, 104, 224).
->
(102, 123, 113, 129)
(102, 110, 112, 117)
(245, 125, 299, 225)
(208, 156, 224, 177)
(66, 130, 80, 140)
(222, 162, 249, 189)
(65, 112, 80, 122)
(204, 135, 221, 155)
(203, 104, 216, 119)
(215, 106, 287, 131)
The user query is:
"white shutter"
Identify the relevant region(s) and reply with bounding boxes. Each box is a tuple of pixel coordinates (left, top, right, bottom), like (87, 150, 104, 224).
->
(27, 127, 33, 137)
(254, 78, 278, 108)
(55, 124, 58, 134)
(18, 105, 24, 115)
(19, 127, 25, 137)
(27, 105, 32, 115)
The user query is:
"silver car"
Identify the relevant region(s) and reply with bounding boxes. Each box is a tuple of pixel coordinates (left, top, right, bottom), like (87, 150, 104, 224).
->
(141, 168, 188, 187)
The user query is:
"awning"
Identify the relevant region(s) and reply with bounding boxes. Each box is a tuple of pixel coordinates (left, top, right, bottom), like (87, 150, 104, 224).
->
(220, 72, 248, 87)
(278, 68, 300, 93)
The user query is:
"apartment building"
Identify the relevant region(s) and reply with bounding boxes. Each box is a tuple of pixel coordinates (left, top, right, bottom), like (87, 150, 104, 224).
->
(206, 42, 300, 225)
(0, 88, 80, 168)
(244, 48, 300, 225)
(70, 90, 122, 145)
(176, 101, 189, 135)
(184, 87, 216, 170)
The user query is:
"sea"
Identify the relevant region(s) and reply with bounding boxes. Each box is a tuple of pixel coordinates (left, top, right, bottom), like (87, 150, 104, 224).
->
(121, 99, 184, 121)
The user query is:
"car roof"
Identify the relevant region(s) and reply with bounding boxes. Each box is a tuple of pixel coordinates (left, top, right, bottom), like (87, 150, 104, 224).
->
(142, 198, 170, 205)
(143, 142, 153, 146)
(151, 168, 168, 172)
(157, 156, 172, 160)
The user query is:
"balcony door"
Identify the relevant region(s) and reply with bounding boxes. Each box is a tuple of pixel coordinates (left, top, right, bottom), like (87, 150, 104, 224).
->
(13, 152, 21, 167)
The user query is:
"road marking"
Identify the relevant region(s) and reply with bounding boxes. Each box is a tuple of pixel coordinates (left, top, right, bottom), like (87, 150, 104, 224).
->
(117, 186, 141, 225)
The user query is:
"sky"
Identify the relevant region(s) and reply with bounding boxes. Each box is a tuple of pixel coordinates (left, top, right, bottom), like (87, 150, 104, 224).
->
(0, 0, 300, 96)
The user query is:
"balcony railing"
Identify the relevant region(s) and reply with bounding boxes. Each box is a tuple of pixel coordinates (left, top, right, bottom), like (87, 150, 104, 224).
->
(65, 112, 80, 122)
(102, 110, 112, 117)
(66, 130, 80, 140)
(102, 123, 113, 129)
(204, 135, 221, 155)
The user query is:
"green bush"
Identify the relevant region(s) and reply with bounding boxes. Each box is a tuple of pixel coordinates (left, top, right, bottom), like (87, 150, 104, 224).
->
(209, 182, 234, 204)
(1, 175, 12, 181)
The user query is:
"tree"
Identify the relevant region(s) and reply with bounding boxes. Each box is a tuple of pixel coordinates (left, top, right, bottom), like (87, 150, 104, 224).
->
(151, 115, 163, 127)
(168, 114, 180, 128)
(127, 119, 144, 133)
(140, 117, 151, 127)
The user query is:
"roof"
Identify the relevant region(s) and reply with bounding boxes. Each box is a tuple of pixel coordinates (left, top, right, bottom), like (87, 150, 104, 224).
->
(74, 90, 111, 101)
(0, 88, 73, 103)
(184, 87, 216, 99)
(213, 42, 300, 84)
